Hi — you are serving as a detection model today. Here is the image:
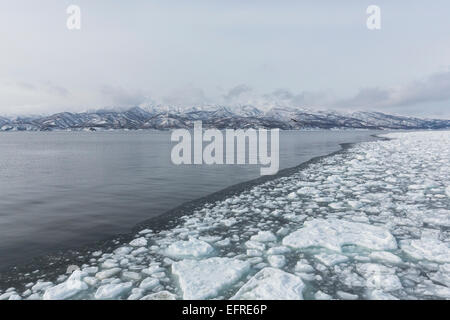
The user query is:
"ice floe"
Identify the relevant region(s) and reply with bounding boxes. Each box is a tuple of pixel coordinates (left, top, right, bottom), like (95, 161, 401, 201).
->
(95, 282, 132, 299)
(3, 131, 450, 300)
(43, 271, 88, 300)
(314, 253, 349, 266)
(172, 258, 250, 299)
(129, 237, 147, 247)
(231, 268, 304, 300)
(282, 219, 397, 252)
(165, 238, 214, 259)
(401, 236, 450, 263)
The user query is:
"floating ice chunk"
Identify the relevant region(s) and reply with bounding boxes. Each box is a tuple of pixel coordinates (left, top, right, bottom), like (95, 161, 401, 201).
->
(254, 262, 268, 270)
(141, 265, 164, 276)
(356, 263, 402, 292)
(347, 201, 363, 209)
(31, 282, 53, 292)
(163, 257, 174, 265)
(231, 268, 304, 300)
(245, 241, 266, 251)
(198, 236, 222, 243)
(367, 289, 398, 300)
(430, 264, 450, 287)
(102, 259, 119, 269)
(172, 257, 250, 300)
(415, 281, 450, 299)
(165, 238, 214, 259)
(132, 247, 147, 256)
(369, 251, 402, 264)
(282, 219, 397, 252)
(152, 272, 166, 279)
(401, 237, 450, 263)
(294, 261, 314, 273)
(92, 251, 102, 257)
(247, 257, 264, 265)
(338, 268, 365, 288)
(139, 277, 160, 291)
(314, 253, 349, 266)
(215, 238, 231, 247)
(140, 291, 177, 300)
(315, 197, 334, 203)
(232, 207, 248, 214)
(423, 209, 450, 227)
(287, 192, 297, 200)
(82, 266, 98, 275)
(315, 291, 332, 300)
(0, 292, 16, 300)
(130, 237, 147, 247)
(119, 258, 129, 267)
(328, 202, 344, 210)
(445, 186, 450, 197)
(27, 293, 41, 300)
(267, 246, 290, 255)
(95, 282, 132, 299)
(122, 271, 141, 281)
(222, 218, 237, 227)
(296, 187, 317, 195)
(421, 228, 441, 239)
(276, 227, 289, 237)
(43, 271, 88, 300)
(95, 268, 121, 280)
(83, 277, 98, 286)
(114, 247, 132, 255)
(127, 288, 144, 300)
(337, 291, 358, 300)
(250, 231, 277, 242)
(267, 255, 286, 268)
(246, 249, 263, 257)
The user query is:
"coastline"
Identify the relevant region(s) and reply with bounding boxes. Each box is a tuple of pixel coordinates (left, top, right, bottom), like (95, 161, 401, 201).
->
(0, 134, 385, 291)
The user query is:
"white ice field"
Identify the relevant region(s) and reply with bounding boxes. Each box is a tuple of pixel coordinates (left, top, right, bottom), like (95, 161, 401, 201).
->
(1, 131, 449, 300)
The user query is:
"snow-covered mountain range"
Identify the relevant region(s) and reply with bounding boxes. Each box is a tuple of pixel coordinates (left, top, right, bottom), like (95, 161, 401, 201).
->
(1, 105, 449, 131)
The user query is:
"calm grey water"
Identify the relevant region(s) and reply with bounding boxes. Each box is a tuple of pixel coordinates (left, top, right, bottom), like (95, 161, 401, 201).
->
(0, 130, 380, 270)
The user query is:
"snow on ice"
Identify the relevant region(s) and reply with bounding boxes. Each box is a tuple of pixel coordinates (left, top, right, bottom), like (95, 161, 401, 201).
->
(231, 268, 304, 300)
(4, 131, 450, 300)
(172, 258, 250, 299)
(282, 219, 397, 252)
(165, 238, 214, 259)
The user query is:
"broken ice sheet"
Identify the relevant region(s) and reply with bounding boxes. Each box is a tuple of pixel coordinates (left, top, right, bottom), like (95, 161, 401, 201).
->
(2, 131, 450, 300)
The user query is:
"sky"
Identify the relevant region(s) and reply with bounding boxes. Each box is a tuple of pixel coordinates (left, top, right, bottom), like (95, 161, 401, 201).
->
(1, 0, 450, 118)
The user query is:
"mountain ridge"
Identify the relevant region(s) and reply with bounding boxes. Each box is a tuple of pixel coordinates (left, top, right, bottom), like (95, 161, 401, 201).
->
(1, 106, 449, 131)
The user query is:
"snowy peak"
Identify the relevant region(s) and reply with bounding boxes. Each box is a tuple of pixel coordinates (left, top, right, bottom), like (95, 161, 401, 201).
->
(0, 106, 449, 131)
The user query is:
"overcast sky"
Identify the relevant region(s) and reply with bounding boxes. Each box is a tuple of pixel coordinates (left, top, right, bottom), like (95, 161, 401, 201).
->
(1, 0, 450, 118)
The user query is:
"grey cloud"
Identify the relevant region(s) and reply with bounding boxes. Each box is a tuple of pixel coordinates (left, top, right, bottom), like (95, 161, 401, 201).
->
(269, 89, 294, 100)
(45, 83, 70, 97)
(394, 71, 450, 106)
(162, 85, 209, 107)
(100, 85, 146, 107)
(223, 84, 253, 102)
(263, 88, 333, 108)
(16, 82, 36, 91)
(10, 81, 68, 97)
(333, 70, 450, 110)
(332, 87, 392, 109)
